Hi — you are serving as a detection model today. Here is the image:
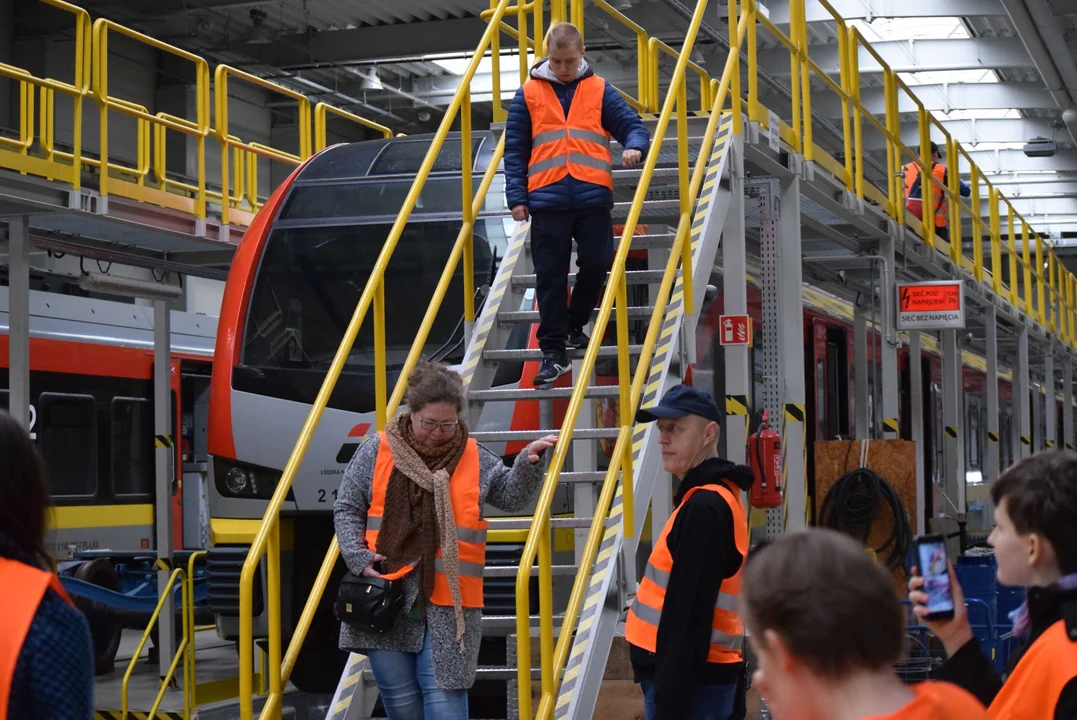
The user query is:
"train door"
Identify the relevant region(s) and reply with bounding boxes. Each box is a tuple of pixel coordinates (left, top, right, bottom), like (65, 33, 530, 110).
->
(965, 392, 983, 484)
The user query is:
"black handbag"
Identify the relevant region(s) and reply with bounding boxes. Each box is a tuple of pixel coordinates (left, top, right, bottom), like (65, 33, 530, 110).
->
(334, 564, 406, 634)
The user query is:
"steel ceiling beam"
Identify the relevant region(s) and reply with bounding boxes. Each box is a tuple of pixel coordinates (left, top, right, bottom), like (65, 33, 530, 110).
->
(858, 117, 1065, 151)
(756, 37, 1064, 76)
(765, 0, 1006, 23)
(958, 148, 1077, 173)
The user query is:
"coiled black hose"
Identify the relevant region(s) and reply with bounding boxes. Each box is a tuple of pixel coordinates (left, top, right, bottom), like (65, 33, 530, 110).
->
(817, 464, 911, 572)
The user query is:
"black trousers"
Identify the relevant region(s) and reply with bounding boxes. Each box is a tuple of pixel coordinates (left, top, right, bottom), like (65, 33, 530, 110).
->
(934, 225, 949, 241)
(530, 206, 615, 354)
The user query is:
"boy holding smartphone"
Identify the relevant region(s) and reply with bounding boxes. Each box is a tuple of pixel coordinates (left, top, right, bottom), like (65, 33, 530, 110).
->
(908, 450, 1077, 718)
(742, 528, 988, 720)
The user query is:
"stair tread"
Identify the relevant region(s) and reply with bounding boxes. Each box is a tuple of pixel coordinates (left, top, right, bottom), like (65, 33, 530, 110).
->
(524, 233, 676, 250)
(487, 516, 602, 529)
(483, 564, 578, 577)
(482, 346, 642, 361)
(472, 427, 620, 441)
(511, 269, 667, 287)
(499, 306, 654, 323)
(469, 386, 621, 400)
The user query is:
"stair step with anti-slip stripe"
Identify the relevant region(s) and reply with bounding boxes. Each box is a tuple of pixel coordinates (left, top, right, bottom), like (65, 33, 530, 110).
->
(482, 614, 566, 631)
(487, 516, 601, 530)
(511, 270, 667, 288)
(525, 233, 677, 252)
(484, 564, 578, 578)
(559, 471, 610, 484)
(472, 428, 620, 443)
(469, 386, 621, 401)
(482, 346, 642, 361)
(612, 199, 682, 215)
(499, 306, 654, 323)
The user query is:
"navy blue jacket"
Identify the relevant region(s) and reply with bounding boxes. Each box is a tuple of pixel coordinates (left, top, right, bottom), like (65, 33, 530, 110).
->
(504, 59, 651, 211)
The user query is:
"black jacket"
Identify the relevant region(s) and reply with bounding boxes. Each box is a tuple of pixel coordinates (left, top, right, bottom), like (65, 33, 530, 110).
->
(934, 584, 1077, 719)
(630, 457, 755, 720)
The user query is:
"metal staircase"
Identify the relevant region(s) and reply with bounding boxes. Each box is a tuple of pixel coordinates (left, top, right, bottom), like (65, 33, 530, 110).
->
(321, 100, 738, 716)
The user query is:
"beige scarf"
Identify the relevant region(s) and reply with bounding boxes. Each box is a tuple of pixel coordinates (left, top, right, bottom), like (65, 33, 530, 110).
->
(383, 415, 468, 644)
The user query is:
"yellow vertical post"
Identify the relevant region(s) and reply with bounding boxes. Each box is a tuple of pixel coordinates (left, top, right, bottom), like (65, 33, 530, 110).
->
(850, 35, 864, 204)
(93, 22, 110, 200)
(798, 0, 812, 163)
(518, 4, 528, 84)
(788, 0, 801, 154)
(534, 0, 544, 60)
(1050, 249, 1058, 334)
(266, 524, 282, 709)
(888, 72, 901, 220)
(677, 79, 694, 316)
(537, 524, 554, 698)
(970, 168, 982, 283)
(551, 0, 566, 24)
(746, 1, 759, 122)
(1023, 222, 1034, 316)
(490, 0, 504, 123)
(729, 0, 742, 136)
(1008, 206, 1019, 309)
(571, 0, 583, 33)
(1036, 235, 1046, 326)
(837, 23, 853, 194)
(616, 275, 634, 538)
(990, 187, 1002, 296)
(947, 137, 960, 266)
(374, 280, 387, 429)
(918, 107, 934, 251)
(461, 89, 475, 327)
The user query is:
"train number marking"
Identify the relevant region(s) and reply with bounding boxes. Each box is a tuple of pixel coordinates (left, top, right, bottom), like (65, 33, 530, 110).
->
(28, 404, 36, 440)
(317, 488, 339, 503)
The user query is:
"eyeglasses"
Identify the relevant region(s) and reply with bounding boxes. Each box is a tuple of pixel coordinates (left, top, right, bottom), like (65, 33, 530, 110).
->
(415, 416, 459, 432)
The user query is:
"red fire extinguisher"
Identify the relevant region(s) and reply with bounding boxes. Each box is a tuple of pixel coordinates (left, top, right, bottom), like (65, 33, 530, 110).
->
(749, 410, 783, 508)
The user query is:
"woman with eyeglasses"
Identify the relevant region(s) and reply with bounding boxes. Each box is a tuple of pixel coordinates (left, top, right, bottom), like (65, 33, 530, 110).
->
(334, 362, 557, 719)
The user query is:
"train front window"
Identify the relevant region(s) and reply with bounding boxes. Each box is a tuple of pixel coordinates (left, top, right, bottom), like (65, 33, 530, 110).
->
(240, 221, 497, 409)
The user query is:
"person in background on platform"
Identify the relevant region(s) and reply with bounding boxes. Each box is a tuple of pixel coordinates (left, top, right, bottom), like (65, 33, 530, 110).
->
(625, 385, 755, 720)
(743, 528, 989, 720)
(902, 140, 971, 242)
(908, 449, 1077, 719)
(334, 362, 557, 720)
(0, 409, 94, 720)
(504, 21, 651, 386)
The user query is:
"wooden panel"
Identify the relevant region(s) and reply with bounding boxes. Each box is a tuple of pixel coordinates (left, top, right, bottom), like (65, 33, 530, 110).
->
(814, 439, 918, 592)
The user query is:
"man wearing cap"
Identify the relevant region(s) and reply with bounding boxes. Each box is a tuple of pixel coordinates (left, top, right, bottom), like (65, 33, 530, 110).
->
(625, 384, 755, 720)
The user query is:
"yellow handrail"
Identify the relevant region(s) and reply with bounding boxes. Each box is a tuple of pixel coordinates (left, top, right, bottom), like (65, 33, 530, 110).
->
(121, 567, 189, 720)
(234, 2, 521, 716)
(314, 103, 394, 150)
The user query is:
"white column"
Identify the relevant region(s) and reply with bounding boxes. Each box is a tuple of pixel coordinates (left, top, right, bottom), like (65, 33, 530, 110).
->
(942, 330, 965, 515)
(910, 331, 925, 533)
(1065, 355, 1074, 451)
(1018, 326, 1032, 457)
(985, 307, 1000, 484)
(7, 216, 30, 429)
(854, 309, 868, 440)
(1046, 351, 1057, 449)
(154, 300, 176, 676)
(778, 173, 807, 532)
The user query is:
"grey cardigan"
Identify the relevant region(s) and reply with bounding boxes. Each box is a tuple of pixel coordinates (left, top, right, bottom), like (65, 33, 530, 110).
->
(333, 432, 544, 689)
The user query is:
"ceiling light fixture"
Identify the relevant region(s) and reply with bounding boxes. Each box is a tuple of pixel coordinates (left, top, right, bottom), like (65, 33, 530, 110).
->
(360, 69, 383, 91)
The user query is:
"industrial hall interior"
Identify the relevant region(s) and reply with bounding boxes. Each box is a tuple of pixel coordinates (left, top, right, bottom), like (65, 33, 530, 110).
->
(4, 0, 1077, 718)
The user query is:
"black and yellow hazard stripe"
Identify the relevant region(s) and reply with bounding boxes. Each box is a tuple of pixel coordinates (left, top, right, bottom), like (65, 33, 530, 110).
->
(554, 114, 733, 719)
(883, 417, 899, 434)
(945, 426, 958, 439)
(326, 652, 370, 720)
(1021, 435, 1032, 446)
(96, 712, 185, 720)
(783, 403, 805, 423)
(725, 394, 748, 415)
(1067, 442, 1075, 450)
(154, 434, 173, 448)
(459, 222, 529, 388)
(1047, 440, 1056, 448)
(988, 431, 999, 442)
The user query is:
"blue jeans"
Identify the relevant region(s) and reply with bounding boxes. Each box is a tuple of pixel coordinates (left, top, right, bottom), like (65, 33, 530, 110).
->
(366, 630, 469, 720)
(640, 680, 736, 720)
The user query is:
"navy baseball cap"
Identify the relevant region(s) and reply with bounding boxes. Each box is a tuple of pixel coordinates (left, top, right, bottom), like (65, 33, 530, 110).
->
(635, 384, 722, 424)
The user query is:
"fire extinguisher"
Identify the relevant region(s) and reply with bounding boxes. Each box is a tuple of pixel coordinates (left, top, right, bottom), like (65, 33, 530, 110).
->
(749, 410, 783, 508)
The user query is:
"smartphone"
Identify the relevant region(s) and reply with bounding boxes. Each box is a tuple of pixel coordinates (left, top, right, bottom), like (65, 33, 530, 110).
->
(914, 534, 955, 620)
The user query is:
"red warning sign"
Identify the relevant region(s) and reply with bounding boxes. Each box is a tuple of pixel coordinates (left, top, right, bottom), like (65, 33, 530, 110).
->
(896, 281, 965, 330)
(719, 314, 753, 346)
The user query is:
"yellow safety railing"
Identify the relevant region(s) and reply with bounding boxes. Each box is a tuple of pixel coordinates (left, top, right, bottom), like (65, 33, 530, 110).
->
(798, 0, 853, 184)
(314, 103, 394, 151)
(649, 38, 712, 113)
(516, 1, 746, 714)
(121, 566, 191, 720)
(1, 0, 395, 225)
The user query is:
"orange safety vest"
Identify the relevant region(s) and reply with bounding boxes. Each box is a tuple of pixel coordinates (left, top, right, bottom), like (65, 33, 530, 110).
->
(625, 482, 747, 664)
(903, 161, 949, 228)
(523, 75, 613, 193)
(366, 433, 487, 607)
(874, 680, 989, 719)
(987, 619, 1077, 719)
(0, 558, 75, 720)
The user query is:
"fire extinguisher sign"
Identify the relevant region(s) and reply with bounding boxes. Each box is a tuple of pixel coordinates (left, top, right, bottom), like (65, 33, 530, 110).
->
(718, 314, 753, 346)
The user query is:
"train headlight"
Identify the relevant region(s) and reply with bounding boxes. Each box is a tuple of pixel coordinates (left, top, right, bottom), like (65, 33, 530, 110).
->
(226, 467, 249, 494)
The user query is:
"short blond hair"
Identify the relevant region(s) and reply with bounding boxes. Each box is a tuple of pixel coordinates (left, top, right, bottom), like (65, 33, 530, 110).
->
(546, 22, 584, 52)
